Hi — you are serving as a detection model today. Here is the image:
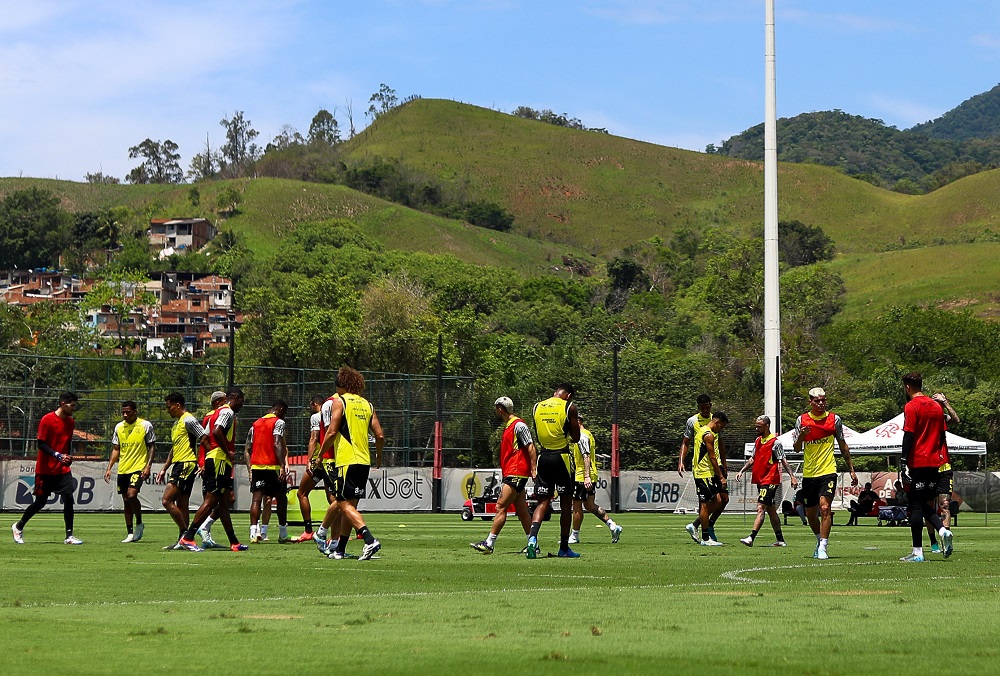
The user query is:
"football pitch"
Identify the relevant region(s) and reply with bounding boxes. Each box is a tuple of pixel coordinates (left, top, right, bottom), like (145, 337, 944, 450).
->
(1, 512, 998, 675)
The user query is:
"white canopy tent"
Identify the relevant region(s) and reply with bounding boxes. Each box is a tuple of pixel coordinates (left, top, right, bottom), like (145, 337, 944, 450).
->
(849, 413, 987, 456)
(742, 423, 864, 458)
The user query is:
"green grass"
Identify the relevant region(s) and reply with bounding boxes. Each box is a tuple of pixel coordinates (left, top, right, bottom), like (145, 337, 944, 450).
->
(830, 241, 1000, 319)
(1, 512, 997, 674)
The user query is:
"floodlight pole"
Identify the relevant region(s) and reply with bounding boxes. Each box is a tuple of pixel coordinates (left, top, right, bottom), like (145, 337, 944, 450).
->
(763, 0, 782, 430)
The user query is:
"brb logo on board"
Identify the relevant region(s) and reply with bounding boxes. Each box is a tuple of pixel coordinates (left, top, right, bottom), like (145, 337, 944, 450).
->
(635, 476, 679, 504)
(14, 475, 97, 506)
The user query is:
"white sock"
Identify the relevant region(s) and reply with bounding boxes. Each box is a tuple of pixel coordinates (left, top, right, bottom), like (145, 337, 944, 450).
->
(329, 538, 339, 550)
(279, 525, 288, 538)
(571, 529, 580, 539)
(819, 538, 828, 549)
(202, 517, 215, 534)
(485, 533, 497, 547)
(261, 524, 269, 537)
(913, 546, 923, 557)
(249, 525, 258, 539)
(316, 526, 327, 540)
(607, 519, 618, 530)
(939, 527, 949, 537)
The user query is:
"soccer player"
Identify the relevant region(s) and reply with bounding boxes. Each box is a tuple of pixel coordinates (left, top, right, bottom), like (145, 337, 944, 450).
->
(693, 412, 729, 546)
(104, 400, 156, 542)
(568, 414, 622, 545)
(11, 392, 83, 545)
(157, 392, 207, 546)
(246, 400, 291, 543)
(527, 384, 582, 559)
(900, 372, 953, 562)
(292, 394, 335, 542)
(314, 367, 385, 561)
(680, 394, 725, 542)
(470, 396, 537, 554)
(791, 387, 858, 560)
(736, 415, 798, 547)
(195, 390, 228, 546)
(178, 388, 248, 552)
(932, 392, 960, 532)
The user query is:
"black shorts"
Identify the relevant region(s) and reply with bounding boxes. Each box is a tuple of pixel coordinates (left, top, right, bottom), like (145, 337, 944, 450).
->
(203, 458, 234, 496)
(937, 469, 954, 497)
(756, 484, 779, 506)
(116, 472, 144, 495)
(801, 474, 837, 508)
(250, 468, 283, 497)
(573, 481, 597, 501)
(502, 476, 529, 494)
(310, 460, 336, 491)
(335, 464, 370, 501)
(534, 452, 574, 499)
(695, 477, 726, 503)
(910, 467, 940, 505)
(168, 462, 198, 496)
(33, 473, 74, 498)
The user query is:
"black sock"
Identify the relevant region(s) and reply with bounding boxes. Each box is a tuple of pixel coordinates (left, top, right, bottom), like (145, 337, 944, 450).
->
(135, 514, 142, 525)
(775, 529, 784, 542)
(127, 525, 134, 534)
(224, 524, 239, 545)
(335, 537, 348, 555)
(928, 530, 938, 546)
(702, 530, 711, 541)
(304, 519, 313, 533)
(691, 518, 700, 529)
(750, 528, 759, 541)
(529, 521, 542, 539)
(358, 526, 375, 545)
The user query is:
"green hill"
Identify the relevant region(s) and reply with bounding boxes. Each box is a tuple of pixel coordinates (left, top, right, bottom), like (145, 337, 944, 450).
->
(911, 83, 1000, 141)
(345, 99, 1000, 255)
(0, 177, 593, 274)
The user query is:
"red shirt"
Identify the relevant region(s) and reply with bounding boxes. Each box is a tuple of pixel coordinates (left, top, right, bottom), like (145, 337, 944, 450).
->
(500, 417, 531, 478)
(903, 395, 947, 469)
(199, 410, 214, 467)
(36, 411, 74, 475)
(250, 415, 280, 466)
(752, 434, 781, 485)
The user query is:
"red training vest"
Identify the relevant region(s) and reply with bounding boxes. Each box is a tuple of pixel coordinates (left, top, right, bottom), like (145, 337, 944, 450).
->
(752, 435, 781, 485)
(500, 416, 531, 478)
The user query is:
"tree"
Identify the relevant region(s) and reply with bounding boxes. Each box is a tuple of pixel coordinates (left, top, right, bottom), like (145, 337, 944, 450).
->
(82, 269, 157, 355)
(266, 124, 304, 152)
(308, 108, 340, 146)
(777, 220, 836, 267)
(188, 186, 201, 207)
(366, 83, 399, 120)
(188, 134, 220, 182)
(344, 98, 357, 138)
(219, 111, 260, 178)
(0, 188, 71, 269)
(85, 171, 120, 184)
(126, 138, 183, 184)
(215, 186, 243, 215)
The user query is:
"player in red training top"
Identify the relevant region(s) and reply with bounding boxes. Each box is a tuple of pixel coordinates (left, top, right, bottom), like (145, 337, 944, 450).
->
(736, 415, 799, 547)
(900, 372, 953, 562)
(11, 392, 83, 545)
(470, 396, 537, 554)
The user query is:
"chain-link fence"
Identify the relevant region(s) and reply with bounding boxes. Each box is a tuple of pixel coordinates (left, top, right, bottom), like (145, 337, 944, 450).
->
(0, 354, 474, 467)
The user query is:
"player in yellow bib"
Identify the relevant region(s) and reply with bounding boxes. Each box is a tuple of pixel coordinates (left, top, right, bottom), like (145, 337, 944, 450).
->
(157, 392, 207, 548)
(314, 366, 385, 562)
(568, 415, 622, 544)
(104, 400, 156, 543)
(680, 394, 726, 542)
(527, 384, 582, 559)
(692, 412, 729, 546)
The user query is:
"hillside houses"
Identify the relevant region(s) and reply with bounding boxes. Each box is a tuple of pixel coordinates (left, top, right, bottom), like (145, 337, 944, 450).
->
(0, 269, 238, 357)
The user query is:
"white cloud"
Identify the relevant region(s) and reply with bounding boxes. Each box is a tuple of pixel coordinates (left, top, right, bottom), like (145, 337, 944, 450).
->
(780, 8, 910, 33)
(971, 33, 1000, 50)
(869, 94, 941, 128)
(581, 0, 752, 26)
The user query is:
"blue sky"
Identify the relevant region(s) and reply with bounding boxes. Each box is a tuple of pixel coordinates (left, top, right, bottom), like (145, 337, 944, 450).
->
(3, 0, 1000, 181)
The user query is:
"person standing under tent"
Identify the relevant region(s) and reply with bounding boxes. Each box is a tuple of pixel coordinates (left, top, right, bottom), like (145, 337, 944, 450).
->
(104, 400, 156, 543)
(693, 412, 729, 546)
(178, 388, 248, 552)
(900, 373, 954, 562)
(11, 392, 83, 546)
(314, 366, 385, 561)
(680, 394, 725, 542)
(246, 401, 291, 544)
(292, 395, 334, 542)
(568, 414, 622, 545)
(195, 390, 228, 547)
(470, 396, 537, 554)
(791, 387, 858, 560)
(527, 384, 582, 559)
(157, 392, 207, 548)
(736, 415, 798, 547)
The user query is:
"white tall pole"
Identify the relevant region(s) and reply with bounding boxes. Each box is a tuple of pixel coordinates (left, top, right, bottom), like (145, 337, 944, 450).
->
(763, 0, 782, 430)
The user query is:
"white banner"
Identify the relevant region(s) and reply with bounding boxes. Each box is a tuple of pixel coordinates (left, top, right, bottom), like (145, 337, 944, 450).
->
(0, 461, 430, 512)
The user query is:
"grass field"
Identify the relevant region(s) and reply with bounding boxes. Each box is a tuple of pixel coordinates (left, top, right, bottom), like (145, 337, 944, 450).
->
(1, 512, 997, 674)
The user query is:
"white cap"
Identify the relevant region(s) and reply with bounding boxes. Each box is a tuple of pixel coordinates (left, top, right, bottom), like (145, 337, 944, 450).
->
(210, 390, 227, 403)
(808, 387, 826, 399)
(494, 396, 513, 413)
